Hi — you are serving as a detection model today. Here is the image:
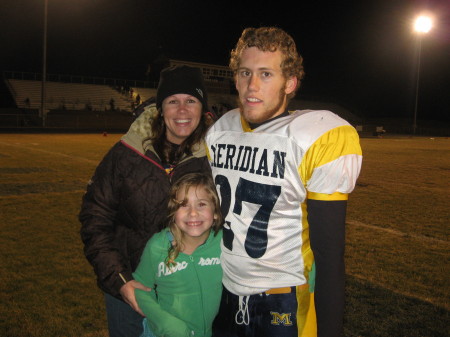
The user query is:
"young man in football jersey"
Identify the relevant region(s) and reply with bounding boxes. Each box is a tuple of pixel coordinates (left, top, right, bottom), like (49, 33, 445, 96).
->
(206, 27, 362, 337)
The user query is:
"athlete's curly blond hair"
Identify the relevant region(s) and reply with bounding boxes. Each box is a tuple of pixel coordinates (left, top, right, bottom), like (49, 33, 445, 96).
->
(229, 26, 305, 101)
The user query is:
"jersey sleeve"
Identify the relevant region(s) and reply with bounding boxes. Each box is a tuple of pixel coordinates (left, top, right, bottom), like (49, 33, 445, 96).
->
(299, 125, 362, 200)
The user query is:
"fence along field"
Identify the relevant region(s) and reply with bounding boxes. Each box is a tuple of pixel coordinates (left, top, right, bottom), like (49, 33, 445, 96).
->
(0, 133, 448, 337)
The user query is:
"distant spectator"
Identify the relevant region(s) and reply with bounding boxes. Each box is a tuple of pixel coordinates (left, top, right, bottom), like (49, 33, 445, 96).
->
(132, 97, 156, 121)
(109, 98, 115, 111)
(24, 97, 30, 108)
(136, 94, 141, 105)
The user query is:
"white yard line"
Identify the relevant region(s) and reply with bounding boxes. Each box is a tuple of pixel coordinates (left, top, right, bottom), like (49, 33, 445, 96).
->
(346, 219, 449, 310)
(347, 219, 448, 245)
(0, 190, 87, 199)
(0, 141, 100, 165)
(346, 271, 449, 311)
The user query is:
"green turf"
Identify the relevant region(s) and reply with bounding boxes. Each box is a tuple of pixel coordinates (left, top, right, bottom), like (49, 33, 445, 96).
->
(0, 134, 448, 336)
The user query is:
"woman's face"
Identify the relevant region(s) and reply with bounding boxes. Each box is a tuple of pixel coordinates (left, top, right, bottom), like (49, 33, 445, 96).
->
(162, 94, 202, 144)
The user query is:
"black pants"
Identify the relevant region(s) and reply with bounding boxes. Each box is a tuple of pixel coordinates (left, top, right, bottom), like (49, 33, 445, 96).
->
(212, 286, 300, 337)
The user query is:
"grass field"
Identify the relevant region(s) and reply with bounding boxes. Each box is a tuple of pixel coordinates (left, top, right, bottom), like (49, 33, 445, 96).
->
(0, 133, 449, 337)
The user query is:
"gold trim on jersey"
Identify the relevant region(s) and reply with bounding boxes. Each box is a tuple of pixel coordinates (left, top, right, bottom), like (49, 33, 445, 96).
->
(299, 125, 362, 187)
(241, 114, 253, 132)
(307, 191, 349, 201)
(205, 144, 212, 161)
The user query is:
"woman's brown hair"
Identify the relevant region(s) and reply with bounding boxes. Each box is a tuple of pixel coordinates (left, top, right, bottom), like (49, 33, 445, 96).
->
(148, 106, 208, 165)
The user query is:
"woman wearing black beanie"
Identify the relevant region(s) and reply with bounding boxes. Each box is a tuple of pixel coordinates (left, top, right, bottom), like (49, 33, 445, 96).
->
(80, 65, 212, 337)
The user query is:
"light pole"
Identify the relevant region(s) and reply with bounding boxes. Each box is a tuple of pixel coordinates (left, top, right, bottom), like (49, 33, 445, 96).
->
(412, 15, 432, 135)
(40, 0, 48, 127)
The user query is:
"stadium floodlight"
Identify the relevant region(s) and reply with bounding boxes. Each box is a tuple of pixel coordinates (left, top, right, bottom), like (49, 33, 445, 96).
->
(412, 14, 433, 135)
(414, 15, 433, 34)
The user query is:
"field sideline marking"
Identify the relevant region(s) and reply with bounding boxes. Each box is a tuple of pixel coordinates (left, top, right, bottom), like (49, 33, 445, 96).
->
(346, 271, 449, 311)
(347, 220, 449, 310)
(347, 219, 448, 245)
(0, 141, 100, 165)
(0, 189, 87, 199)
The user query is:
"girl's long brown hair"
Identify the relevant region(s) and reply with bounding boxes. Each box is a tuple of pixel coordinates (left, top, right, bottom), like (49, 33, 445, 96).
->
(165, 173, 223, 267)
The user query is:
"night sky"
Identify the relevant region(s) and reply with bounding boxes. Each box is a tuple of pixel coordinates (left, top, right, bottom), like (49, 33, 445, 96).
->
(1, 0, 449, 121)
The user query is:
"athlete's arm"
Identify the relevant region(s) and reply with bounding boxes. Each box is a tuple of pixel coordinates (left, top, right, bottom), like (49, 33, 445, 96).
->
(307, 198, 347, 337)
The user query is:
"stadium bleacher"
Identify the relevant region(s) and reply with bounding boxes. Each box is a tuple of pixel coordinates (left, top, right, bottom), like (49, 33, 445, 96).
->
(1, 77, 237, 129)
(7, 79, 135, 112)
(2, 73, 448, 136)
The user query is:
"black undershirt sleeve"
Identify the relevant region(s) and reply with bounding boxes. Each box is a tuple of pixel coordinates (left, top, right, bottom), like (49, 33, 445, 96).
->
(307, 199, 347, 337)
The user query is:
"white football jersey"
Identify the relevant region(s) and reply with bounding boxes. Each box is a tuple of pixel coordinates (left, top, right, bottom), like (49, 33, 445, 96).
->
(206, 108, 362, 296)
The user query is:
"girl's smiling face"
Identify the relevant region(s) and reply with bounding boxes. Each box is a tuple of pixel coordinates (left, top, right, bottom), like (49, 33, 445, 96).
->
(174, 185, 217, 243)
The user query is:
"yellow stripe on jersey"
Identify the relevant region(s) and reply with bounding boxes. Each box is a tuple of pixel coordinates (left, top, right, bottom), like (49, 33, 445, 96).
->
(301, 201, 314, 280)
(307, 191, 348, 201)
(240, 114, 253, 132)
(205, 144, 212, 161)
(299, 124, 362, 189)
(296, 284, 317, 336)
(299, 201, 317, 335)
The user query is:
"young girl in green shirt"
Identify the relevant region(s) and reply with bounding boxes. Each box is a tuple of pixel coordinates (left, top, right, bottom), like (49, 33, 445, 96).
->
(133, 172, 223, 337)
